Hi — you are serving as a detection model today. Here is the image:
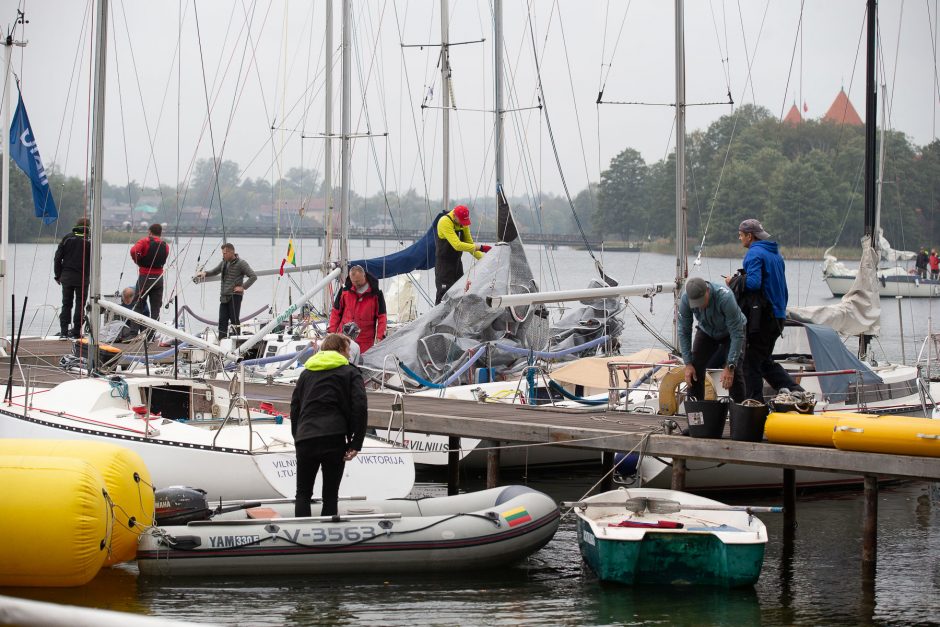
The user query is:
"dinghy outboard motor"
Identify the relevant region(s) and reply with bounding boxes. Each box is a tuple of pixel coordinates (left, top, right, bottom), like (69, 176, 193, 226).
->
(612, 452, 640, 485)
(154, 486, 211, 525)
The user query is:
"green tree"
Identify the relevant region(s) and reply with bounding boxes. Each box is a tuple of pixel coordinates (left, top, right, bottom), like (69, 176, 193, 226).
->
(594, 148, 648, 242)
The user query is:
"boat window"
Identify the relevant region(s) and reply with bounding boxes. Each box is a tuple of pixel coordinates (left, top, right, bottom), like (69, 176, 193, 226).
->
(143, 385, 195, 422)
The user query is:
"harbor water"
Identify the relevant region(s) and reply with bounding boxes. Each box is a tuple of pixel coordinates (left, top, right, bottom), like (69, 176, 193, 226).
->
(2, 240, 940, 624)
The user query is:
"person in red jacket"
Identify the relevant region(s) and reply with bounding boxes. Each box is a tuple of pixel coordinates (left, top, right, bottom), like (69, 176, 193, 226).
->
(129, 223, 169, 326)
(327, 265, 387, 353)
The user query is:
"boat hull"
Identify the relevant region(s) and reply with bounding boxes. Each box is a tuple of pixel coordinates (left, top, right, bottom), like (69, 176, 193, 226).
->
(137, 486, 559, 576)
(826, 274, 940, 298)
(572, 488, 768, 587)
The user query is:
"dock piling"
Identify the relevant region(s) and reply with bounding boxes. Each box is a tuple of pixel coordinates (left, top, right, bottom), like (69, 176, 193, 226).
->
(447, 436, 459, 495)
(670, 458, 687, 491)
(485, 441, 500, 488)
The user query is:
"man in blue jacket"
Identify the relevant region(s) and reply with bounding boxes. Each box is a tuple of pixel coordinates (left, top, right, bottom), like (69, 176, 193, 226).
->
(728, 219, 803, 401)
(678, 277, 746, 403)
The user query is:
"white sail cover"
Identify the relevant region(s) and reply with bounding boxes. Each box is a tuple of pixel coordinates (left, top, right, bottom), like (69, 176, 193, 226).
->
(789, 237, 880, 336)
(823, 230, 915, 279)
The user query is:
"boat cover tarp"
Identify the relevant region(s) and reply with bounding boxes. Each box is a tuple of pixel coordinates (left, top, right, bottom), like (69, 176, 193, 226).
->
(349, 221, 439, 280)
(550, 349, 671, 388)
(789, 237, 881, 336)
(801, 323, 883, 399)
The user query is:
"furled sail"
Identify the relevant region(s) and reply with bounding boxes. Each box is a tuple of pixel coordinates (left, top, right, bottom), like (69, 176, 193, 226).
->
(789, 237, 881, 336)
(348, 223, 438, 280)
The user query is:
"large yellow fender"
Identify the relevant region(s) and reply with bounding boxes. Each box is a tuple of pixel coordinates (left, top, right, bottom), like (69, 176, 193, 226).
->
(658, 366, 716, 415)
(0, 455, 110, 587)
(0, 440, 154, 566)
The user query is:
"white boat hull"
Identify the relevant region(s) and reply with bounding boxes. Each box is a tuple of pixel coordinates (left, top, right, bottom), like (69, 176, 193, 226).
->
(826, 274, 940, 298)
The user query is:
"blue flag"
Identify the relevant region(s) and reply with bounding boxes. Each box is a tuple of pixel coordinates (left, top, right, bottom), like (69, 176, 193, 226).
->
(10, 91, 58, 224)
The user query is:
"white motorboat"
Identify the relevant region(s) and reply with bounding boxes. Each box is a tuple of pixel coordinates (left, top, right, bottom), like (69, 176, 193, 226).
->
(137, 485, 560, 576)
(0, 375, 414, 501)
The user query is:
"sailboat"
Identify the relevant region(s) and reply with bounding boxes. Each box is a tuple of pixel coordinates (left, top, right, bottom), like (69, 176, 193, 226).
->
(0, 0, 415, 502)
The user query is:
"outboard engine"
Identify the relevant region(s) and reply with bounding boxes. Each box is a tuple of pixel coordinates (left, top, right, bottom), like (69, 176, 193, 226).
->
(612, 452, 640, 485)
(154, 486, 211, 525)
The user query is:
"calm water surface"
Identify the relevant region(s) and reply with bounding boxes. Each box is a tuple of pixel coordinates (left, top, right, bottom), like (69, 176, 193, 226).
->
(4, 241, 940, 624)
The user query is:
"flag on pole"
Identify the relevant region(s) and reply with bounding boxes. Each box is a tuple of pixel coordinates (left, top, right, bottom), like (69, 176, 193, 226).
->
(9, 90, 58, 224)
(803, 101, 808, 113)
(279, 239, 297, 276)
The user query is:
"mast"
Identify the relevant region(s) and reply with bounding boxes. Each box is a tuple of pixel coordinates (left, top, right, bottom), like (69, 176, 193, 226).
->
(322, 0, 334, 311)
(441, 0, 451, 214)
(673, 0, 688, 347)
(88, 0, 109, 371)
(338, 0, 351, 279)
(494, 0, 504, 190)
(860, 0, 877, 358)
(1, 35, 12, 349)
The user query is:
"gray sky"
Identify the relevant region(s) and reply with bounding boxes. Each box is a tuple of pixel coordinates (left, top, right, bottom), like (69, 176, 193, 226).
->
(3, 0, 938, 206)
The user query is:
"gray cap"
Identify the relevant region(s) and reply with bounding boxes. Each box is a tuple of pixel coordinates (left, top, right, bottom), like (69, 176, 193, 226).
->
(739, 218, 770, 240)
(685, 277, 708, 308)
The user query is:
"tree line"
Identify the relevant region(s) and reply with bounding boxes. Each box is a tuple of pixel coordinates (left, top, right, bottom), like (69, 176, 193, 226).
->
(6, 103, 939, 250)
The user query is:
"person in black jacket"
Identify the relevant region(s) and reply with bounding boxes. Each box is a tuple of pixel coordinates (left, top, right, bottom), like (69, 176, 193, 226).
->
(290, 333, 367, 517)
(53, 218, 91, 338)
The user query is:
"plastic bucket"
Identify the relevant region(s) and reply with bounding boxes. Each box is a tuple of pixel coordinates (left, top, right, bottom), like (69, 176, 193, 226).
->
(685, 400, 728, 439)
(729, 402, 770, 442)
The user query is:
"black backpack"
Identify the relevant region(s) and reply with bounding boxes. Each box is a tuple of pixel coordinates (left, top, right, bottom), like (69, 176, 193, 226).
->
(728, 269, 772, 335)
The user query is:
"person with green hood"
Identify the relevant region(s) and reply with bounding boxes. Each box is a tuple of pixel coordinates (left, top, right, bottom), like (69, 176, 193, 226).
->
(290, 333, 367, 518)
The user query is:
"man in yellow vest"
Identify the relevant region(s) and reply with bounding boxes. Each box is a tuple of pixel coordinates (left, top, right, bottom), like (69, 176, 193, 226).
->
(434, 205, 491, 304)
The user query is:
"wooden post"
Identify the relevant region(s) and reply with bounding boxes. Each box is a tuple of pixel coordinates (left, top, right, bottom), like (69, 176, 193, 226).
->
(601, 451, 615, 492)
(783, 468, 796, 529)
(447, 436, 460, 495)
(485, 441, 500, 489)
(670, 457, 687, 491)
(862, 475, 878, 576)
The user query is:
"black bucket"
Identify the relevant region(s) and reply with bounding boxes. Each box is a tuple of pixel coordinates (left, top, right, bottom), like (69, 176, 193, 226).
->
(685, 400, 728, 439)
(729, 402, 770, 442)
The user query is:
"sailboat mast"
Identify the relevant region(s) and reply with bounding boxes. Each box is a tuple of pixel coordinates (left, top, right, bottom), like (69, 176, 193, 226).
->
(863, 0, 878, 245)
(322, 0, 334, 311)
(673, 0, 688, 347)
(441, 0, 451, 213)
(494, 0, 504, 189)
(860, 0, 878, 358)
(339, 0, 351, 278)
(88, 0, 109, 371)
(1, 37, 12, 348)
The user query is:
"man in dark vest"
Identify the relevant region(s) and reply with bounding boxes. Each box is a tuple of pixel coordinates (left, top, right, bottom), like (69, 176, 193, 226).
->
(53, 217, 91, 338)
(129, 223, 169, 326)
(434, 204, 491, 304)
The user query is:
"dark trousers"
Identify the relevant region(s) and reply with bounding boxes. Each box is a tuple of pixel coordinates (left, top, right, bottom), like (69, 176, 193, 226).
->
(218, 294, 243, 338)
(689, 330, 745, 403)
(743, 318, 803, 401)
(59, 283, 88, 336)
(294, 434, 347, 517)
(434, 264, 463, 305)
(134, 275, 163, 322)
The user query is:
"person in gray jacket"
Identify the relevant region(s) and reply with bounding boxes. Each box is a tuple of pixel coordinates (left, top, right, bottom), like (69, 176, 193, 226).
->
(194, 243, 258, 338)
(678, 277, 746, 403)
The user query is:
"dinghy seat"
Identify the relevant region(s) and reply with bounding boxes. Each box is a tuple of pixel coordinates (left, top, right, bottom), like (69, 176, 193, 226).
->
(246, 507, 280, 519)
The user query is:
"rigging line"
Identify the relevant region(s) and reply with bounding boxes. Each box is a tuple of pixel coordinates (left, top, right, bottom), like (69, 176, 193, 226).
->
(707, 0, 732, 91)
(524, 9, 598, 264)
(735, 0, 758, 105)
(695, 1, 771, 257)
(392, 1, 434, 217)
(929, 0, 940, 130)
(596, 0, 633, 99)
(777, 0, 806, 120)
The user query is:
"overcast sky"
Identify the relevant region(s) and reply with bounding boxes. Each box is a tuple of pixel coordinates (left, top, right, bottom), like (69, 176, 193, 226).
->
(3, 0, 938, 207)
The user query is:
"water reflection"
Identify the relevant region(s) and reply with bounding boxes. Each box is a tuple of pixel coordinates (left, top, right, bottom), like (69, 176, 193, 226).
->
(588, 585, 760, 625)
(0, 564, 141, 614)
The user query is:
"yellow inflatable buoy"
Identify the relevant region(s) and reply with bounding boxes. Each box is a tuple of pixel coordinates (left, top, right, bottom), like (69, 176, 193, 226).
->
(764, 411, 841, 448)
(658, 366, 716, 415)
(0, 455, 110, 587)
(832, 414, 940, 457)
(0, 439, 155, 565)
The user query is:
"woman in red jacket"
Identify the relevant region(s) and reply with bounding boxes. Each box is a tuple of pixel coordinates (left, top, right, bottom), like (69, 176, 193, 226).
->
(327, 265, 387, 352)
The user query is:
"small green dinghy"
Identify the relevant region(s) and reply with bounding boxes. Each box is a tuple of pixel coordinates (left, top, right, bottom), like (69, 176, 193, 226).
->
(567, 488, 775, 587)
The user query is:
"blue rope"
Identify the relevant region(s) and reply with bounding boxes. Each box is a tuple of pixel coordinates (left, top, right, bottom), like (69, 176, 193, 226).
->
(493, 334, 609, 359)
(225, 346, 312, 371)
(109, 376, 130, 401)
(547, 379, 607, 406)
(121, 343, 191, 364)
(399, 345, 488, 389)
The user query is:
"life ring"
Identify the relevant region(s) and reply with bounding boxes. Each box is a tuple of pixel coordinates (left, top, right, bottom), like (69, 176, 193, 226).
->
(658, 366, 716, 415)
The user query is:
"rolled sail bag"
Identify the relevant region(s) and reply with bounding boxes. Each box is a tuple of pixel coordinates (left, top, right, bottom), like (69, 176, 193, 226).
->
(0, 439, 155, 565)
(0, 455, 110, 587)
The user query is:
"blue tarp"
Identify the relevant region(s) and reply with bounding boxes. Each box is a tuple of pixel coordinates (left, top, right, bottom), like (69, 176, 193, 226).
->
(802, 323, 883, 400)
(349, 216, 444, 280)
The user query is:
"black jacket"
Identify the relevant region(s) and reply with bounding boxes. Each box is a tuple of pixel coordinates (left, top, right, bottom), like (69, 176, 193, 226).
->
(54, 226, 91, 287)
(290, 355, 367, 450)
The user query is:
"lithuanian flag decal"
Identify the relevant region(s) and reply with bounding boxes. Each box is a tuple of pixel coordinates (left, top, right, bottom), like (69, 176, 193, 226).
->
(502, 506, 532, 527)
